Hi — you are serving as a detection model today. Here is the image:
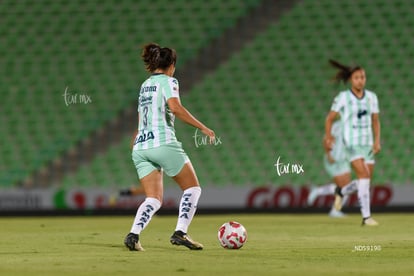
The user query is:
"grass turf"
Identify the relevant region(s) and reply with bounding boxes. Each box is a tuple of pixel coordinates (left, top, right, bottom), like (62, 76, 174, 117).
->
(0, 213, 413, 275)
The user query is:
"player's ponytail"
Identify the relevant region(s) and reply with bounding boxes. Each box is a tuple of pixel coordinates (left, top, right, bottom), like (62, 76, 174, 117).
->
(142, 43, 160, 72)
(329, 59, 363, 84)
(142, 43, 176, 72)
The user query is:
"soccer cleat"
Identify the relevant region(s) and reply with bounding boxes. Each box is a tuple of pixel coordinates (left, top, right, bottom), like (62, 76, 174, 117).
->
(362, 217, 379, 226)
(307, 187, 319, 206)
(333, 187, 343, 211)
(124, 232, 145, 251)
(329, 209, 346, 218)
(170, 231, 203, 250)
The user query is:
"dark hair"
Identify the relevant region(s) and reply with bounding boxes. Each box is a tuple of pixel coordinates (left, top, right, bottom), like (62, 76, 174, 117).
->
(141, 43, 177, 72)
(329, 59, 363, 84)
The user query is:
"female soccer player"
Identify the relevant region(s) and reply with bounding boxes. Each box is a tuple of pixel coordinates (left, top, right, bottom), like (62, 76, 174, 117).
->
(324, 59, 381, 226)
(308, 115, 358, 217)
(124, 43, 215, 251)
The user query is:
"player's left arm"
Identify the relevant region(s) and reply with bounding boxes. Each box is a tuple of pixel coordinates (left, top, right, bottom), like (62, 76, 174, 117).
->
(372, 112, 381, 154)
(130, 114, 139, 149)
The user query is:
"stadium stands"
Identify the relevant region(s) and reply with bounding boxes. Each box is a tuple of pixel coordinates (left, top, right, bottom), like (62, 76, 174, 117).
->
(0, 0, 260, 186)
(1, 0, 413, 188)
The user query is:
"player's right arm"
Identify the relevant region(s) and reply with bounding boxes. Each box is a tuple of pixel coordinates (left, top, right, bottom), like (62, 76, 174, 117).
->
(326, 151, 336, 164)
(325, 93, 343, 152)
(324, 110, 338, 152)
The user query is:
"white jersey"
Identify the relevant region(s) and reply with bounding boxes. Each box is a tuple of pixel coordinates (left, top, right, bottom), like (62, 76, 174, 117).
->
(133, 73, 180, 150)
(329, 120, 347, 161)
(331, 89, 379, 147)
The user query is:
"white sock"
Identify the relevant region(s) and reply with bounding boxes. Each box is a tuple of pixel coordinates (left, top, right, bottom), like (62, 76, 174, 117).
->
(357, 178, 371, 218)
(130, 197, 161, 234)
(175, 186, 201, 233)
(330, 195, 349, 211)
(340, 180, 358, 196)
(341, 195, 349, 207)
(315, 183, 336, 196)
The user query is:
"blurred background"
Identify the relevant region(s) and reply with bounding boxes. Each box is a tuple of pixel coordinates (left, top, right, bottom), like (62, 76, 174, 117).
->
(1, 0, 413, 213)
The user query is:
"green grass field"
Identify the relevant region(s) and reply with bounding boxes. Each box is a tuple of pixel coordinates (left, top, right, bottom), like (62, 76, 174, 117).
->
(0, 213, 413, 275)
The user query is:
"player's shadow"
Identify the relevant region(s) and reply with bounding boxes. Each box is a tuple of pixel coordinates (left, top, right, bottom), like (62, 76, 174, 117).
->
(70, 242, 124, 249)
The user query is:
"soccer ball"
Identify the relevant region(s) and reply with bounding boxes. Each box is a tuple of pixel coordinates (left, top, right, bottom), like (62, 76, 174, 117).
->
(218, 221, 247, 249)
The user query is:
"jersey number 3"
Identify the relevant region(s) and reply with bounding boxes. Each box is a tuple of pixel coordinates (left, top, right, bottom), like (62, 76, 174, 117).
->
(142, 106, 149, 127)
(137, 106, 154, 143)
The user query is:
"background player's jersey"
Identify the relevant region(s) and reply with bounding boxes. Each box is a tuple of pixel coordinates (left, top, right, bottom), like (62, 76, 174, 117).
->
(133, 73, 179, 150)
(331, 89, 379, 147)
(329, 120, 346, 161)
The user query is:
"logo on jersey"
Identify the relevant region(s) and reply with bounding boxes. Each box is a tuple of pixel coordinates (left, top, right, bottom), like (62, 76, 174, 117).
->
(140, 86, 157, 93)
(134, 131, 155, 144)
(140, 95, 153, 105)
(357, 109, 367, 119)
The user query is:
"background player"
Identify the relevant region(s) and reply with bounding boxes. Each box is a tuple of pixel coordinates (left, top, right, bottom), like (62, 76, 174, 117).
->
(308, 115, 358, 217)
(324, 59, 381, 226)
(124, 43, 215, 251)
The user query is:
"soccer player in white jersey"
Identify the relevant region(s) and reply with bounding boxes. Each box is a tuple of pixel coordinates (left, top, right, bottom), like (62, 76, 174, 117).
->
(324, 59, 381, 226)
(308, 116, 358, 217)
(124, 43, 215, 251)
